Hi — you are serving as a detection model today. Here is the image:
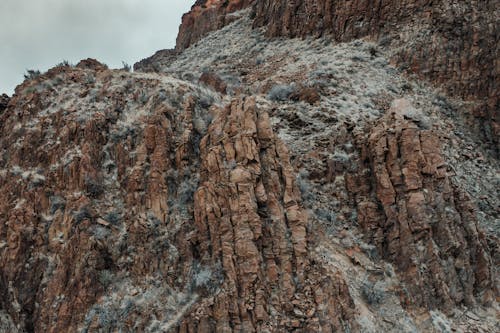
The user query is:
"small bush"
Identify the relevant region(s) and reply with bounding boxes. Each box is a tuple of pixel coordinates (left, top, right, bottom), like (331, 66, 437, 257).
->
(139, 91, 149, 104)
(85, 177, 104, 198)
(267, 84, 296, 102)
(314, 208, 336, 223)
(361, 280, 385, 305)
(74, 206, 92, 223)
(24, 69, 41, 80)
(49, 196, 66, 214)
(121, 61, 131, 72)
(104, 211, 121, 225)
(178, 179, 197, 205)
(57, 60, 71, 67)
(98, 270, 114, 289)
(84, 74, 95, 85)
(332, 150, 350, 163)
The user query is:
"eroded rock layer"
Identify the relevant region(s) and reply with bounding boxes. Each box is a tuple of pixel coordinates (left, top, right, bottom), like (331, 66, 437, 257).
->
(348, 99, 496, 312)
(1, 1, 499, 332)
(0, 94, 9, 113)
(0, 63, 211, 332)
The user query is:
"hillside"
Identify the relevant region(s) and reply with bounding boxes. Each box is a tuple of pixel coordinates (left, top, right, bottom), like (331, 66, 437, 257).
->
(0, 1, 498, 332)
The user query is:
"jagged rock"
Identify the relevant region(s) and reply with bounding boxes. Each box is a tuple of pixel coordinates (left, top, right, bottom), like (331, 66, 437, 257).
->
(133, 49, 178, 73)
(253, 0, 499, 153)
(348, 99, 496, 312)
(0, 64, 356, 332)
(179, 97, 356, 332)
(176, 0, 255, 50)
(0, 1, 498, 332)
(0, 65, 208, 331)
(75, 58, 108, 71)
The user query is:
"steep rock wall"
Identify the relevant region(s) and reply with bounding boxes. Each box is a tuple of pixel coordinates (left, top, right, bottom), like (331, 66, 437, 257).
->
(347, 99, 497, 313)
(176, 0, 255, 51)
(252, 0, 499, 152)
(0, 64, 356, 332)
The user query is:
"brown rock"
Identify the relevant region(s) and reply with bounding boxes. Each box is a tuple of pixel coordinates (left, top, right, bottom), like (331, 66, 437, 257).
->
(199, 71, 227, 94)
(352, 99, 496, 313)
(182, 97, 356, 331)
(290, 87, 321, 105)
(133, 49, 178, 73)
(253, 0, 499, 153)
(176, 0, 255, 51)
(0, 65, 356, 332)
(75, 58, 108, 71)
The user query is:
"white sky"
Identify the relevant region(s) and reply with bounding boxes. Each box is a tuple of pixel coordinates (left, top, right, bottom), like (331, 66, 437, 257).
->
(0, 0, 192, 94)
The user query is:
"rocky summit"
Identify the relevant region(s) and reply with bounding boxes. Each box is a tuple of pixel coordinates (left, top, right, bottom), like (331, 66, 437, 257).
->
(0, 1, 498, 332)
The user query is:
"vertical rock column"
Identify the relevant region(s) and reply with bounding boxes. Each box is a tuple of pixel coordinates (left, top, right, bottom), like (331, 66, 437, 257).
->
(351, 99, 496, 313)
(180, 97, 356, 332)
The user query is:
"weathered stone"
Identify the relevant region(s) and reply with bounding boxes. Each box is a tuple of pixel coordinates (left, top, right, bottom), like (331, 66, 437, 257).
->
(199, 71, 227, 94)
(0, 94, 9, 113)
(176, 0, 255, 51)
(75, 58, 108, 71)
(351, 99, 496, 313)
(133, 49, 178, 73)
(253, 0, 499, 153)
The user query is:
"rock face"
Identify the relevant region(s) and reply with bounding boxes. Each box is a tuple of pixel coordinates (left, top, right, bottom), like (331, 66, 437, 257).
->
(0, 64, 355, 332)
(176, 0, 255, 51)
(348, 99, 496, 312)
(179, 97, 355, 331)
(1, 1, 499, 332)
(253, 0, 499, 153)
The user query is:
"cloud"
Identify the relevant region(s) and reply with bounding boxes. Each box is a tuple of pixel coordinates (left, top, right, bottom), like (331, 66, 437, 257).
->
(0, 0, 192, 94)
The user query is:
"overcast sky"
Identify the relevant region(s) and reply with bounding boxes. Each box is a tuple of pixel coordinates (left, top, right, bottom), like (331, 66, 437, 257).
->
(0, 0, 192, 94)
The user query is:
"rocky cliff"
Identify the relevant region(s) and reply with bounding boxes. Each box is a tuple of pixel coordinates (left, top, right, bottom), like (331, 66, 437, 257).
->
(176, 0, 255, 51)
(0, 1, 498, 332)
(252, 0, 499, 153)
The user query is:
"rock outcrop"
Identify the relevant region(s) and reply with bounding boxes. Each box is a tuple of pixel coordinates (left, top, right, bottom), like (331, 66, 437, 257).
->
(0, 63, 216, 332)
(1, 1, 499, 332)
(176, 0, 255, 51)
(0, 64, 356, 332)
(348, 99, 496, 312)
(198, 71, 227, 94)
(253, 0, 499, 153)
(178, 97, 356, 332)
(133, 49, 179, 73)
(0, 94, 9, 113)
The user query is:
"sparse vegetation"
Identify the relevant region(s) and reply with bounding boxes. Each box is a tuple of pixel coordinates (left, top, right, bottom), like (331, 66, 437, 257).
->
(86, 177, 105, 198)
(267, 84, 296, 102)
(24, 69, 41, 80)
(56, 60, 72, 67)
(98, 270, 114, 289)
(361, 280, 385, 305)
(121, 61, 131, 72)
(74, 206, 92, 223)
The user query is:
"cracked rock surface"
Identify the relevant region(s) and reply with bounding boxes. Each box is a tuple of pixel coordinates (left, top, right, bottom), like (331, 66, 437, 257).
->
(0, 1, 498, 332)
